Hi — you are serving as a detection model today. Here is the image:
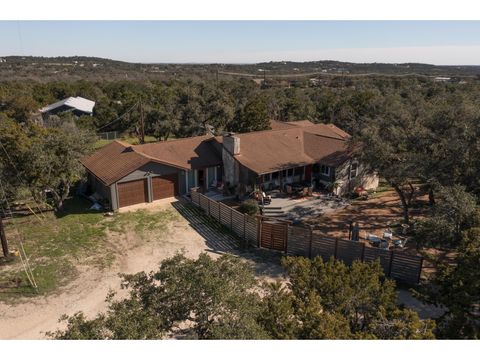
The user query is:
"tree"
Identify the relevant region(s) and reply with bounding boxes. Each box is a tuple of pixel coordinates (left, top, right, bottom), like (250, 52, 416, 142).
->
(49, 253, 268, 340)
(1, 95, 39, 123)
(48, 253, 434, 340)
(270, 256, 435, 339)
(146, 109, 178, 141)
(230, 95, 271, 133)
(353, 97, 427, 224)
(0, 118, 94, 211)
(146, 86, 180, 141)
(201, 85, 235, 134)
(26, 125, 95, 210)
(414, 185, 477, 249)
(417, 227, 480, 339)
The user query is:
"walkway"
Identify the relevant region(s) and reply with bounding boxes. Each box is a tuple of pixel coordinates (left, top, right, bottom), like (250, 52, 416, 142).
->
(171, 200, 240, 254)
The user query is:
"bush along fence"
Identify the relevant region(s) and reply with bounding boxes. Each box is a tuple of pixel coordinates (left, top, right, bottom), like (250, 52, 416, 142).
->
(190, 190, 423, 284)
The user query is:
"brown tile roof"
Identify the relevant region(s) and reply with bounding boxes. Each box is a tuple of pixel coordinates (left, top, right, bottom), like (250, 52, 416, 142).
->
(269, 120, 296, 130)
(132, 135, 222, 170)
(82, 122, 352, 184)
(269, 119, 316, 130)
(81, 141, 151, 185)
(230, 128, 314, 175)
(286, 120, 316, 127)
(324, 124, 351, 139)
(82, 136, 223, 185)
(303, 132, 351, 167)
(222, 124, 351, 175)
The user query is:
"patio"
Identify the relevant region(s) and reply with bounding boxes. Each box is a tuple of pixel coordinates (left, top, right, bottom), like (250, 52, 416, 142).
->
(262, 191, 349, 222)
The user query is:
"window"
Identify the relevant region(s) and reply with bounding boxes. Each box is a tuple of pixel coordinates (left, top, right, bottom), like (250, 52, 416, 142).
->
(282, 169, 287, 177)
(287, 168, 294, 177)
(294, 166, 304, 176)
(350, 162, 358, 179)
(320, 165, 330, 176)
(272, 171, 279, 180)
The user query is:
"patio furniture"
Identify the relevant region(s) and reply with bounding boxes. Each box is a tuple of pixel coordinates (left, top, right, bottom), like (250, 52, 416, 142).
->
(262, 191, 272, 205)
(383, 228, 393, 240)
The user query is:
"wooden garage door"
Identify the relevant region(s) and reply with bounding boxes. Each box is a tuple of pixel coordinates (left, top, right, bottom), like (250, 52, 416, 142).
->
(118, 179, 148, 208)
(152, 174, 178, 200)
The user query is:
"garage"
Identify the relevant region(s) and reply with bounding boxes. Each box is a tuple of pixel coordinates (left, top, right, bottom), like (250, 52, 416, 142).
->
(152, 174, 178, 200)
(117, 179, 149, 208)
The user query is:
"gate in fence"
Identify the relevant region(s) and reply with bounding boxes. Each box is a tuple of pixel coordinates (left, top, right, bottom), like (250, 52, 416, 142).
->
(259, 220, 288, 252)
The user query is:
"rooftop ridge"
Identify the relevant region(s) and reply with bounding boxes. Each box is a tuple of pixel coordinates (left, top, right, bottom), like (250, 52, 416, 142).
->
(131, 133, 213, 148)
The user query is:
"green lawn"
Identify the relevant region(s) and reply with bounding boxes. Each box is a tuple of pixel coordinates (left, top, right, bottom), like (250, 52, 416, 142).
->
(94, 135, 159, 149)
(0, 196, 178, 300)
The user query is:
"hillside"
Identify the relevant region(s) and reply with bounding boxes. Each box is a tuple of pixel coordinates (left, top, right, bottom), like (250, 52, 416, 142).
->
(1, 56, 479, 82)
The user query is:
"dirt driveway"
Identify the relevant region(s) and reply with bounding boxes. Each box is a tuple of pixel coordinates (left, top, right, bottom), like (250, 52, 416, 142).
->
(0, 200, 282, 339)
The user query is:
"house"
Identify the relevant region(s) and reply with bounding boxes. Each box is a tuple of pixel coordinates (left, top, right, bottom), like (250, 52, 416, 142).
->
(81, 120, 378, 210)
(40, 96, 95, 119)
(433, 76, 451, 83)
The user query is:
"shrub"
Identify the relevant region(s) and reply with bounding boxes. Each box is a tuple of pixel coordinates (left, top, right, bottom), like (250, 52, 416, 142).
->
(238, 199, 260, 216)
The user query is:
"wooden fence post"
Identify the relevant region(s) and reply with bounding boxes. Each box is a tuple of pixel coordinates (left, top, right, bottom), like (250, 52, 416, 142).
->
(417, 257, 424, 284)
(257, 216, 262, 248)
(388, 251, 395, 277)
(284, 224, 288, 255)
(243, 214, 247, 241)
(308, 226, 313, 259)
(1, 217, 9, 258)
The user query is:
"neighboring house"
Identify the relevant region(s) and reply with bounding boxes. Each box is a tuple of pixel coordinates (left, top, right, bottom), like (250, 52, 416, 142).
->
(40, 96, 95, 120)
(81, 120, 378, 210)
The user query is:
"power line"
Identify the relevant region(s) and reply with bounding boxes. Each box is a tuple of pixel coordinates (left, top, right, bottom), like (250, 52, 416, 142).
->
(96, 101, 139, 131)
(0, 178, 38, 291)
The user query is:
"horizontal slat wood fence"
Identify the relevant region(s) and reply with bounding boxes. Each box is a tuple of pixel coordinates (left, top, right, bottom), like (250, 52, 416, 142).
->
(191, 190, 258, 247)
(190, 190, 423, 284)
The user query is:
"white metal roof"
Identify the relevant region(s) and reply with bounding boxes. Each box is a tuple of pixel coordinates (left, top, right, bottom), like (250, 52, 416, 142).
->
(40, 96, 95, 114)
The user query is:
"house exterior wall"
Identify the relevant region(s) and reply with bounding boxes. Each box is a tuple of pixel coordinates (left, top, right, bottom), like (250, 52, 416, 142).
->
(87, 172, 113, 208)
(42, 105, 91, 120)
(333, 159, 379, 196)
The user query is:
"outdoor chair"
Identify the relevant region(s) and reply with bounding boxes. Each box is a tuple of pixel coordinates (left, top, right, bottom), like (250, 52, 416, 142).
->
(262, 191, 272, 204)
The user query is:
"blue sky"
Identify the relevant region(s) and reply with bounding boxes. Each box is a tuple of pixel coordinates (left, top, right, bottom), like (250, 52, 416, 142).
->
(1, 21, 480, 64)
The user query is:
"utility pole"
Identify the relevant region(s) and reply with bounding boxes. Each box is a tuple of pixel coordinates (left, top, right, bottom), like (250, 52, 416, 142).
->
(0, 216, 9, 258)
(139, 101, 145, 144)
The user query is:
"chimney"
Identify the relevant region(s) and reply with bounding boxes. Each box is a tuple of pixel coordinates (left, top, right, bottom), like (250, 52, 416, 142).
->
(222, 132, 240, 155)
(222, 132, 240, 186)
